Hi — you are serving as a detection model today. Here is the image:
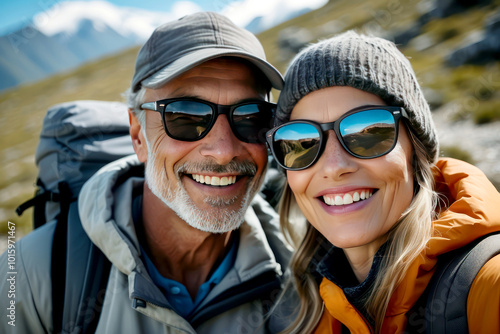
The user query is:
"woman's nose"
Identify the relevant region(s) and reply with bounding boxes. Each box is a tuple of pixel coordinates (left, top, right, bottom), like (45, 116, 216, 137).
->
(317, 131, 359, 180)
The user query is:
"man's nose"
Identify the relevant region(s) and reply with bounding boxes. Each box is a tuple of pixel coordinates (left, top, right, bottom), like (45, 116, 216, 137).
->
(199, 115, 244, 165)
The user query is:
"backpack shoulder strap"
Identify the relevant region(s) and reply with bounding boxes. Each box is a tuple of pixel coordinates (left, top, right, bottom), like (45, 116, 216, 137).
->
(425, 232, 500, 333)
(52, 189, 111, 334)
(51, 182, 70, 334)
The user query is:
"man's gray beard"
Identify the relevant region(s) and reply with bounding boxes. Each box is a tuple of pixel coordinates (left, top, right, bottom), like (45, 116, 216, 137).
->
(143, 136, 260, 233)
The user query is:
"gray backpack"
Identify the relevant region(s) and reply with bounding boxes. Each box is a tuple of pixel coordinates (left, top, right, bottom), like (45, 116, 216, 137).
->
(16, 100, 136, 333)
(17, 100, 134, 226)
(407, 232, 500, 333)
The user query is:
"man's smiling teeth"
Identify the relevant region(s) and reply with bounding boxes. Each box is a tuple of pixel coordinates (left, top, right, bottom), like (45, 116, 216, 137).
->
(192, 174, 237, 186)
(323, 190, 373, 206)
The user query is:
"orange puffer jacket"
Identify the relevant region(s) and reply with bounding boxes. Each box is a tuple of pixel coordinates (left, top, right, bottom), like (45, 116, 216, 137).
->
(315, 158, 500, 333)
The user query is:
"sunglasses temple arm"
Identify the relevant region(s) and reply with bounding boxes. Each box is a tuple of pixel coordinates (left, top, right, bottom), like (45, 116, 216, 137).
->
(140, 102, 157, 111)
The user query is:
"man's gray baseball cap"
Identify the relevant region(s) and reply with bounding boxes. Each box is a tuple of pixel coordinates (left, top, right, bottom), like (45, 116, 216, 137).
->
(131, 11, 283, 92)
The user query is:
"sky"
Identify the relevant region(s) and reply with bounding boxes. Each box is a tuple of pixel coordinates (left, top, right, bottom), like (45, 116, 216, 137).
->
(0, 0, 237, 35)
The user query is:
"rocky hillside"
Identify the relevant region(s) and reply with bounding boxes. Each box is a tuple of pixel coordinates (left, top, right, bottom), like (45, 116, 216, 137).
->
(0, 0, 499, 236)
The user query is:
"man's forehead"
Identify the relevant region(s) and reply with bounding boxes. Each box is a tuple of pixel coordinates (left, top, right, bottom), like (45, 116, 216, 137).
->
(176, 58, 260, 80)
(145, 59, 267, 100)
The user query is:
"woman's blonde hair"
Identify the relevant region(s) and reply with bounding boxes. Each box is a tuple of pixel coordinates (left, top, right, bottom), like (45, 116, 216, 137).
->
(279, 127, 438, 333)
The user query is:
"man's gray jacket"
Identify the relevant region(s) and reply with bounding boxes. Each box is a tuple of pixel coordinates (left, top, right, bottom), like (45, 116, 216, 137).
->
(0, 155, 294, 333)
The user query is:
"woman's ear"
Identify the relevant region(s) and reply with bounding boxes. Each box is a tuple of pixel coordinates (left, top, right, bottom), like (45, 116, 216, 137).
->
(129, 109, 148, 163)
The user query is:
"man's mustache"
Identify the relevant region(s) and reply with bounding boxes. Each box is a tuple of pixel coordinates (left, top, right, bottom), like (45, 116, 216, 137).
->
(176, 160, 258, 177)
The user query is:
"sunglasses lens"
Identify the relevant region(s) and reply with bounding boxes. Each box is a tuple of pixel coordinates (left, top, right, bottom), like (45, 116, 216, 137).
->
(163, 101, 213, 140)
(273, 123, 321, 169)
(233, 103, 274, 143)
(339, 109, 396, 157)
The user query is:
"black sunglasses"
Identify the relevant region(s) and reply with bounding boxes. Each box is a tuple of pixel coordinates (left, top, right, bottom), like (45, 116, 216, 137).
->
(140, 97, 276, 143)
(266, 106, 409, 171)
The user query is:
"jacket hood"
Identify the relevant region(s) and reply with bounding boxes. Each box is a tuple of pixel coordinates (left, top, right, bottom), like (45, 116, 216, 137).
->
(78, 155, 143, 275)
(319, 158, 500, 332)
(78, 154, 289, 280)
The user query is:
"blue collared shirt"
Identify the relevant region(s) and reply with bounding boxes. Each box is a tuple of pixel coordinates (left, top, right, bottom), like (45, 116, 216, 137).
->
(140, 235, 238, 318)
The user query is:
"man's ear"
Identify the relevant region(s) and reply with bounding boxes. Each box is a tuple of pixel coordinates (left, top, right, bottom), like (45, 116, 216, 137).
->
(129, 109, 148, 163)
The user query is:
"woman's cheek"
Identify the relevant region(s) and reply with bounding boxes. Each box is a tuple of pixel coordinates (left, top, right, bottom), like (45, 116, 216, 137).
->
(287, 169, 321, 225)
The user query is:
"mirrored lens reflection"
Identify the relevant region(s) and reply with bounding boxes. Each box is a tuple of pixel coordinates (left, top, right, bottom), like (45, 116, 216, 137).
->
(233, 104, 271, 143)
(164, 101, 213, 139)
(274, 123, 321, 168)
(340, 109, 396, 157)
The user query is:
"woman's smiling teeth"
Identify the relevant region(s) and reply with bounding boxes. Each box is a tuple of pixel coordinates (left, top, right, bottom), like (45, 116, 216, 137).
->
(192, 174, 237, 186)
(323, 190, 373, 206)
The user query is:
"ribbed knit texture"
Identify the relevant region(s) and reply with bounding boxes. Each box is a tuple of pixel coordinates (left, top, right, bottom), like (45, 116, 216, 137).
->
(276, 31, 439, 163)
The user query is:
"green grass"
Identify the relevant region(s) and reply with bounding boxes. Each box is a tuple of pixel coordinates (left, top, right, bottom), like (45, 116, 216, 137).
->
(440, 145, 475, 164)
(473, 99, 500, 124)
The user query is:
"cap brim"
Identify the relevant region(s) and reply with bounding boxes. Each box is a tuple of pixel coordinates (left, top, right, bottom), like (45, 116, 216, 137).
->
(141, 47, 283, 90)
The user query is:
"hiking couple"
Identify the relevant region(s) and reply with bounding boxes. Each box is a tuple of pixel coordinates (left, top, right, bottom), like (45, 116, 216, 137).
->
(1, 11, 499, 334)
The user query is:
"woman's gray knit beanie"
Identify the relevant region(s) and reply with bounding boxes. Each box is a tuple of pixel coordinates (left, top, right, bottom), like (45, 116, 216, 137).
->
(275, 30, 439, 163)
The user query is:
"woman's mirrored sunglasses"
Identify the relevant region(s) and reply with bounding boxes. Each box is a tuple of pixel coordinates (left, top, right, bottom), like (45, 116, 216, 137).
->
(141, 98, 276, 143)
(266, 106, 409, 171)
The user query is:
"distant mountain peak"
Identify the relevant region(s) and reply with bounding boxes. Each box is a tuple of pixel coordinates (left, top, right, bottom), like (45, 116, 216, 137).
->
(1, 0, 328, 92)
(32, 0, 169, 40)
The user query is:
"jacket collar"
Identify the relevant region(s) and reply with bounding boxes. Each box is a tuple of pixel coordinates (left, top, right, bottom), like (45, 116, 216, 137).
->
(78, 154, 286, 282)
